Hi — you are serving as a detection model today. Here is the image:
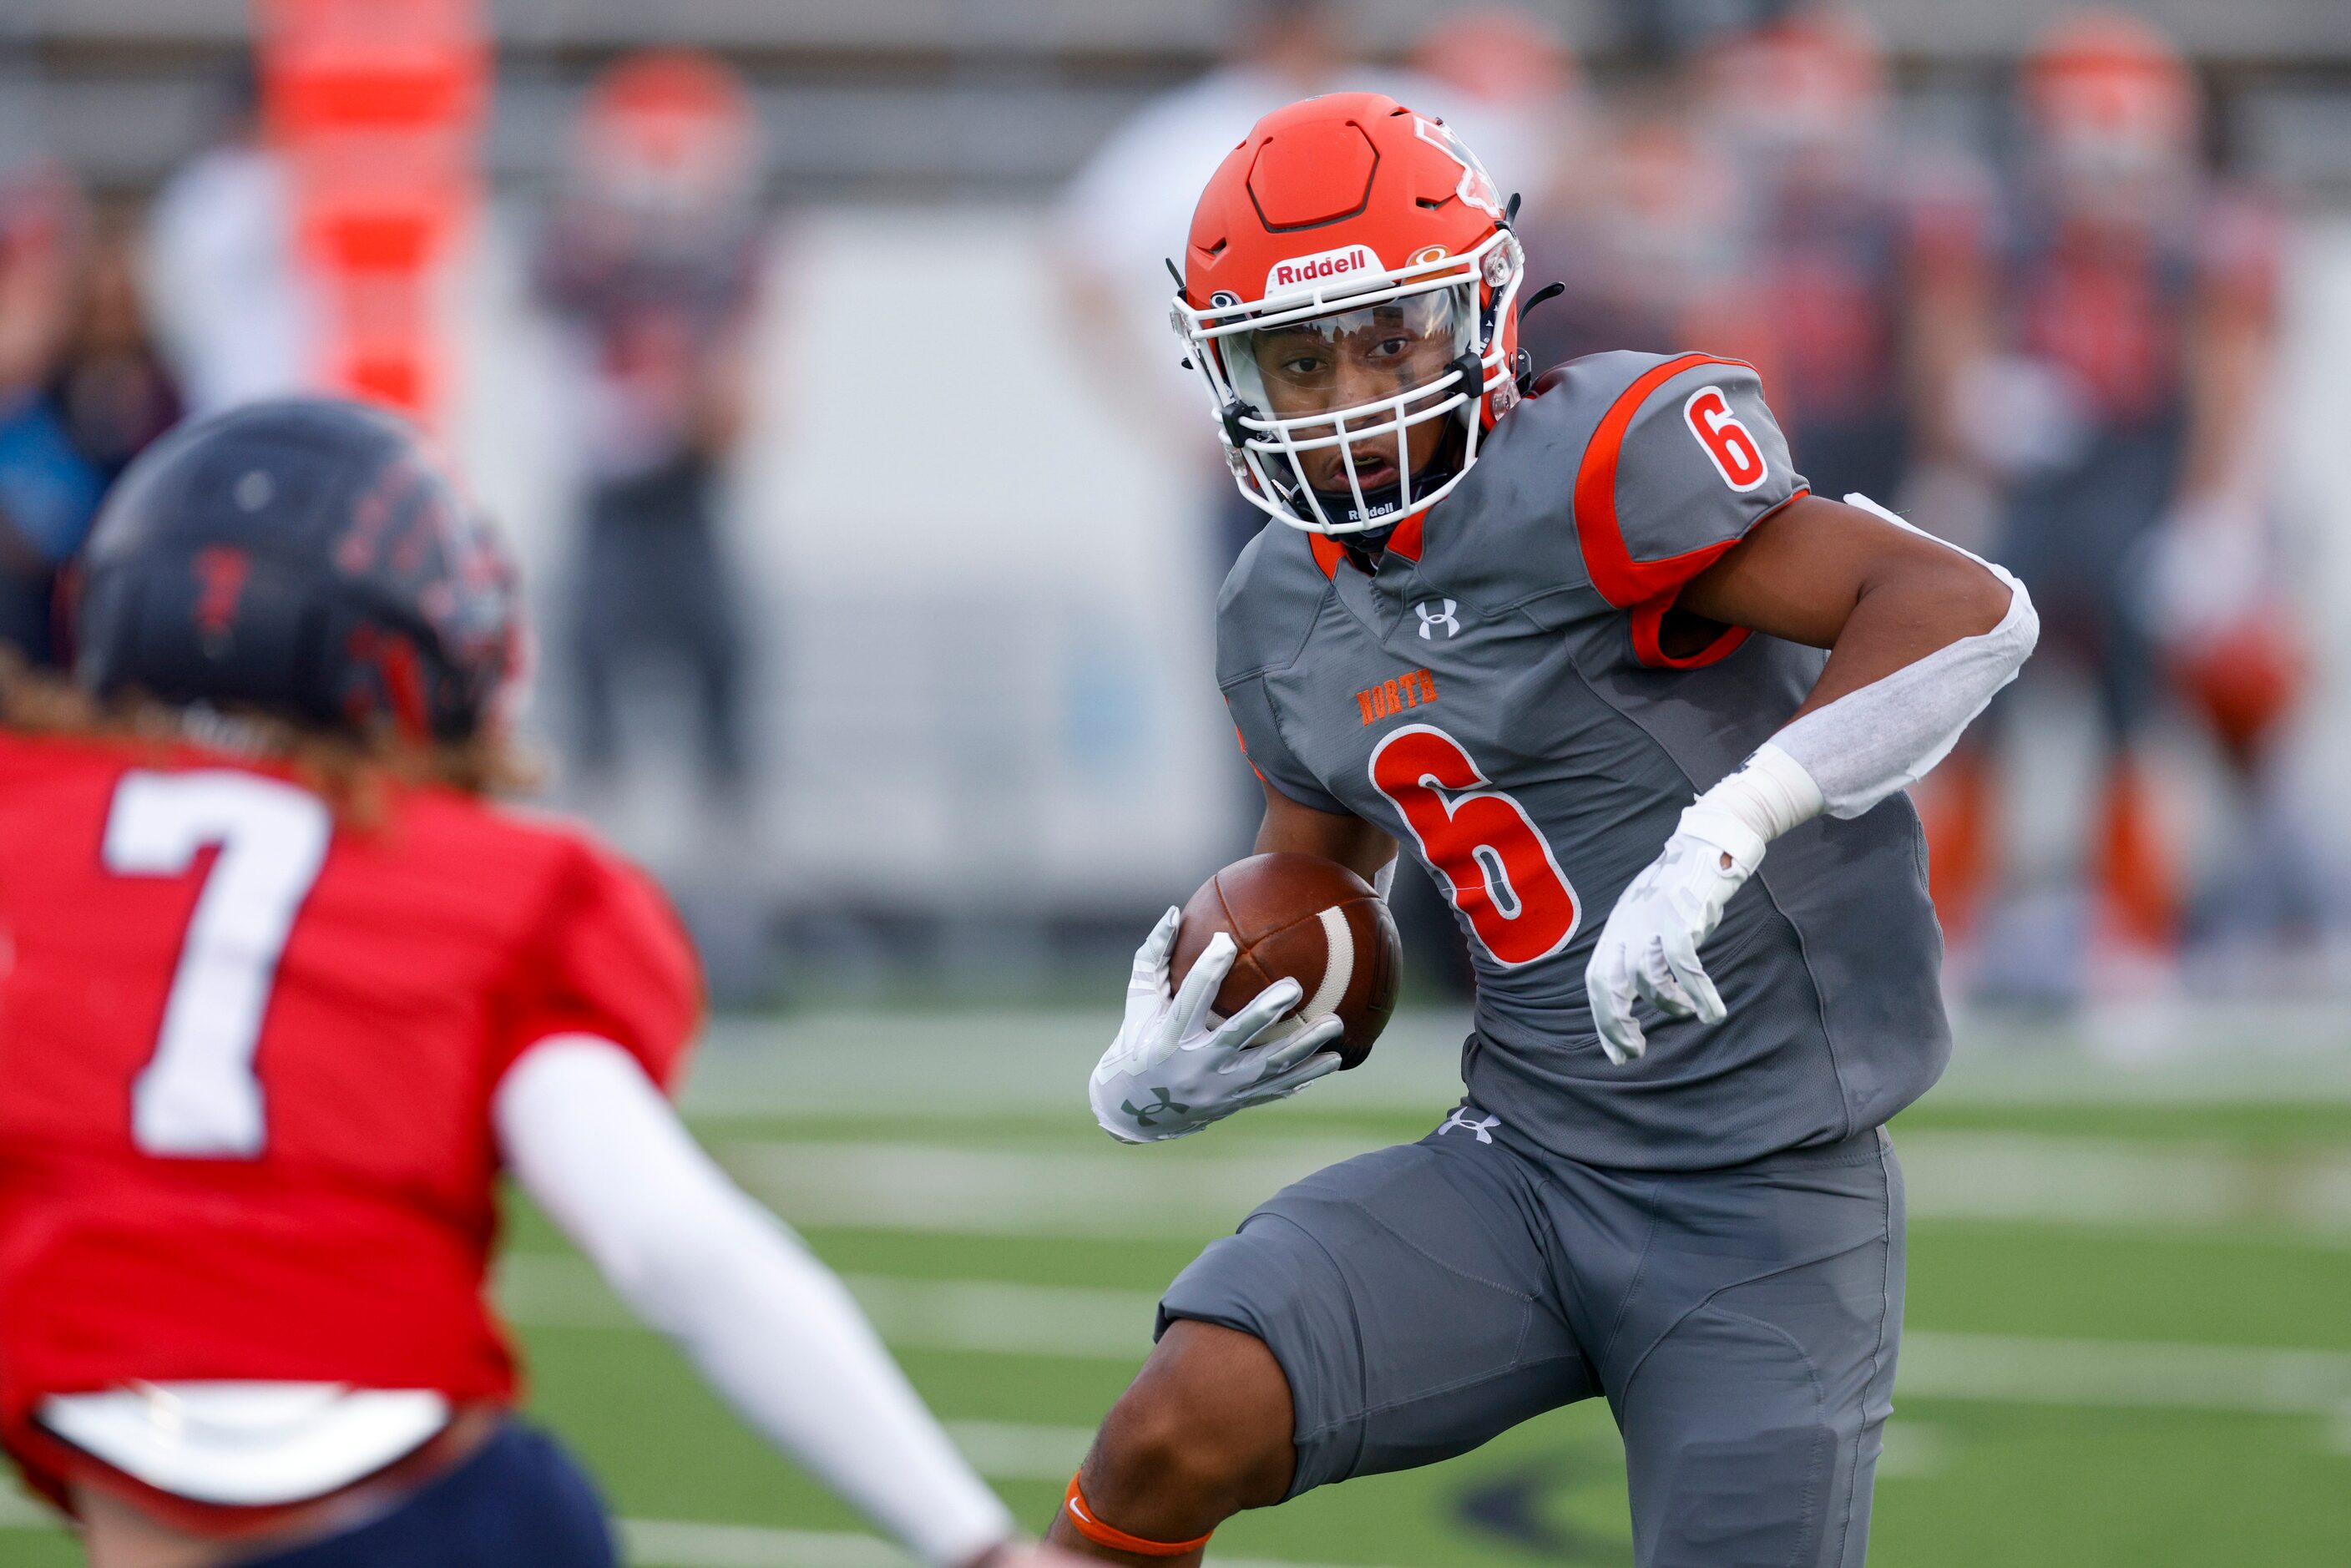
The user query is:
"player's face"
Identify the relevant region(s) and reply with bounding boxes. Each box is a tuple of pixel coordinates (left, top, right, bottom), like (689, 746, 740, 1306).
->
(1241, 288, 1471, 494)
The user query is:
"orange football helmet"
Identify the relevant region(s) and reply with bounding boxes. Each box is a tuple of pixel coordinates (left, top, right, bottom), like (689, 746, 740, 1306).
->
(1703, 9, 1888, 156)
(2168, 608, 2308, 761)
(2024, 11, 2199, 183)
(1172, 93, 1528, 535)
(575, 50, 760, 220)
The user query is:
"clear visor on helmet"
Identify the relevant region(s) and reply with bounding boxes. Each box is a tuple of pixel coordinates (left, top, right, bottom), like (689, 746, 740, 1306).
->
(1227, 285, 1476, 422)
(1218, 281, 1481, 529)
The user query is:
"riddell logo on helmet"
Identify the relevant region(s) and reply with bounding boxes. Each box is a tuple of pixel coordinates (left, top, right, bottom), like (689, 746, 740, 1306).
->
(1265, 244, 1381, 297)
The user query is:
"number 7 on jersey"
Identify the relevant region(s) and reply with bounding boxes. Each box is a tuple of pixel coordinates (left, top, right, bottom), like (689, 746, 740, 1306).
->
(104, 771, 331, 1157)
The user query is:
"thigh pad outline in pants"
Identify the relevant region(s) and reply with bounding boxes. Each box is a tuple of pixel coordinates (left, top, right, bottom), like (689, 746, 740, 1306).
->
(1157, 1131, 1595, 1497)
(1604, 1130, 1905, 1568)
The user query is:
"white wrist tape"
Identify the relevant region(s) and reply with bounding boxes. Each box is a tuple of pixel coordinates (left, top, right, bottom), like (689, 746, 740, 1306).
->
(1764, 493, 2041, 821)
(1373, 856, 1398, 901)
(1693, 742, 1825, 847)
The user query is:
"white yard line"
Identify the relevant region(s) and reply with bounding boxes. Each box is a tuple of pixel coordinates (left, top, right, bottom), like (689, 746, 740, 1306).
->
(696, 1132, 2351, 1243)
(498, 1254, 1154, 1356)
(623, 1520, 905, 1568)
(938, 1419, 1093, 1479)
(713, 1139, 1381, 1240)
(0, 1486, 54, 1530)
(499, 1257, 2351, 1429)
(676, 1008, 2351, 1120)
(1893, 1132, 2351, 1233)
(0, 1482, 1374, 1568)
(621, 1518, 1396, 1568)
(1899, 1332, 2351, 1416)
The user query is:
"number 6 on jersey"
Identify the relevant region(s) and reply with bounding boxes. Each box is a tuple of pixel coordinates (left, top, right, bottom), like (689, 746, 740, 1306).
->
(1369, 725, 1580, 966)
(104, 771, 331, 1157)
(1684, 384, 1769, 493)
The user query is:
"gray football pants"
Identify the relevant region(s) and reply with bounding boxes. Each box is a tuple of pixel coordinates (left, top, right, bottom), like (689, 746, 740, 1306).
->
(1159, 1110, 1904, 1567)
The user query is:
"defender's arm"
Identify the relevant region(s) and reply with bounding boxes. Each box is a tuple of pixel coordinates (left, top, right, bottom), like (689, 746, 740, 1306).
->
(497, 1039, 1062, 1568)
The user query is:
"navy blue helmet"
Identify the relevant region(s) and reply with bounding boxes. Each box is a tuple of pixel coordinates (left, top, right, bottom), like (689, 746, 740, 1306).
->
(72, 397, 520, 745)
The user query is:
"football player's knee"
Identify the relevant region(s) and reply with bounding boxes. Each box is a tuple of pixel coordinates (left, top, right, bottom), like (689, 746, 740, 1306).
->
(1087, 1321, 1295, 1521)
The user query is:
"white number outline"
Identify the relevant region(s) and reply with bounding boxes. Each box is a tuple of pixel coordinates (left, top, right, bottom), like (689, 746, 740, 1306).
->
(104, 771, 331, 1157)
(1684, 384, 1769, 493)
(1368, 723, 1581, 969)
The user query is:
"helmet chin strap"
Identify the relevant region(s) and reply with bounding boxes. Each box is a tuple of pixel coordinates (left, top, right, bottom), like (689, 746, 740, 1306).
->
(1307, 419, 1469, 552)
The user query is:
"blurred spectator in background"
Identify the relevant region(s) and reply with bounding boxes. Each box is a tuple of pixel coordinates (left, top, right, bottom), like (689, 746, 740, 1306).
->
(536, 50, 764, 806)
(1514, 74, 1740, 371)
(1919, 11, 2308, 999)
(1408, 7, 1586, 230)
(0, 166, 179, 667)
(1696, 7, 1932, 506)
(1607, 0, 1807, 64)
(143, 65, 318, 417)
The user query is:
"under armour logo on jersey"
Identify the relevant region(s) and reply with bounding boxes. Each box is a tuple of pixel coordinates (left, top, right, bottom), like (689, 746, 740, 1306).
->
(1438, 1108, 1500, 1144)
(1416, 600, 1460, 640)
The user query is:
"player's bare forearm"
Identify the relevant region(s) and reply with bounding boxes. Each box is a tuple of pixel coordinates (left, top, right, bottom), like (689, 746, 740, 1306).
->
(1252, 782, 1397, 884)
(2178, 286, 2274, 505)
(1675, 493, 2013, 723)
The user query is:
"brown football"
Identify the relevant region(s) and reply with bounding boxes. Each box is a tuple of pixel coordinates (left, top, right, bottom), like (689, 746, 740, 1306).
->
(1168, 852, 1403, 1070)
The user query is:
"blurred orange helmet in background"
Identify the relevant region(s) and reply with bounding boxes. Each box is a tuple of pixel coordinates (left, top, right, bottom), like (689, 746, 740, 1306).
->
(1410, 8, 1578, 108)
(575, 50, 761, 218)
(1702, 7, 1888, 154)
(2169, 609, 2308, 761)
(2025, 11, 2199, 174)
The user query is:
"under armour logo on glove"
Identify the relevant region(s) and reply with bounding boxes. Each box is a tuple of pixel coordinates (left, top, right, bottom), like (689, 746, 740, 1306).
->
(1417, 599, 1460, 640)
(1122, 1088, 1189, 1128)
(1438, 1108, 1499, 1144)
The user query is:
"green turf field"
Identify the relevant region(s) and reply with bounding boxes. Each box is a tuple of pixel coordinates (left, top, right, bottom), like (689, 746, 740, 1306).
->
(9, 1009, 2351, 1565)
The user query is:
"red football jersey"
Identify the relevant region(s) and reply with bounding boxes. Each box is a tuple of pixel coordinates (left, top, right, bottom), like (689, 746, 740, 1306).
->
(0, 728, 701, 1494)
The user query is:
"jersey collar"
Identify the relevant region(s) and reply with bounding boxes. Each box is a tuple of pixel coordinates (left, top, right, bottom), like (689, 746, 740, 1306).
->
(1306, 510, 1428, 581)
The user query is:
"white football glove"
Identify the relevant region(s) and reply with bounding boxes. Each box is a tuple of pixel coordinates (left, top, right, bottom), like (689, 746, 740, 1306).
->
(1090, 908, 1345, 1143)
(1584, 802, 1767, 1065)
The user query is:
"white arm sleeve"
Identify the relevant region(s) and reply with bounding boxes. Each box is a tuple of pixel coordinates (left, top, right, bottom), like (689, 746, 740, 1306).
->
(494, 1038, 1014, 1568)
(1699, 493, 2037, 840)
(1763, 493, 2038, 820)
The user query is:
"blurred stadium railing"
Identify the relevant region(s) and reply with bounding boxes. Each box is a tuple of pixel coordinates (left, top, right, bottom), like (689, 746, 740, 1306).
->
(10, 2, 2351, 197)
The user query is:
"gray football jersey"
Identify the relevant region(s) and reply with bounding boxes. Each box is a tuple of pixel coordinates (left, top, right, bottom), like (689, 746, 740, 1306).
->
(1218, 350, 1949, 1171)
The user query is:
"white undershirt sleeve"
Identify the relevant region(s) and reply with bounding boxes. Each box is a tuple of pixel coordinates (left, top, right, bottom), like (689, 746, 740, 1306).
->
(493, 1038, 1014, 1568)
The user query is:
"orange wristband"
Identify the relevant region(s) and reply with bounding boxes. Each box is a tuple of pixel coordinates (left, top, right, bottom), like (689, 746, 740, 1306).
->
(1062, 1474, 1215, 1558)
